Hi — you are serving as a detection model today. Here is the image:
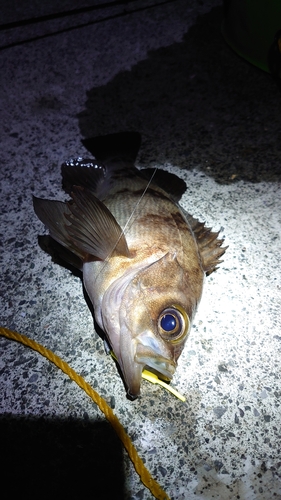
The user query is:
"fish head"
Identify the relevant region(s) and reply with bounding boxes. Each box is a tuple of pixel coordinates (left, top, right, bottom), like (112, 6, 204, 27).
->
(114, 252, 204, 398)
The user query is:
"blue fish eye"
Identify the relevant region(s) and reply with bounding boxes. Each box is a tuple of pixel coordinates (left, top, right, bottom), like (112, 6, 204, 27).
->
(160, 314, 177, 332)
(158, 307, 189, 343)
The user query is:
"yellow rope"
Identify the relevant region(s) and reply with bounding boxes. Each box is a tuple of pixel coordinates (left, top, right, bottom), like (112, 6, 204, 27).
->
(0, 326, 170, 500)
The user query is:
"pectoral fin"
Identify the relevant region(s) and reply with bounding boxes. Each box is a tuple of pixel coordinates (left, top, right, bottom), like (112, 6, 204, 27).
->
(33, 196, 86, 260)
(33, 187, 130, 262)
(65, 186, 130, 260)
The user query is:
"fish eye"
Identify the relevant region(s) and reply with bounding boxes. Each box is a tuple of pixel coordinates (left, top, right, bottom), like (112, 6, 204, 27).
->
(158, 306, 189, 343)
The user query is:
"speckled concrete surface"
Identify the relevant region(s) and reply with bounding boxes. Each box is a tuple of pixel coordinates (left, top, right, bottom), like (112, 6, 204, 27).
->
(0, 1, 281, 499)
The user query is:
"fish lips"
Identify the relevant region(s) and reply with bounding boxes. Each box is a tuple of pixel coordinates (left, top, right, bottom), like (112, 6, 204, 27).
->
(135, 351, 176, 381)
(135, 336, 176, 380)
(122, 331, 176, 399)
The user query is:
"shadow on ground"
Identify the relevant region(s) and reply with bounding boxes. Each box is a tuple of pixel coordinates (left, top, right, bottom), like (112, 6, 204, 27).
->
(78, 6, 281, 184)
(0, 414, 125, 499)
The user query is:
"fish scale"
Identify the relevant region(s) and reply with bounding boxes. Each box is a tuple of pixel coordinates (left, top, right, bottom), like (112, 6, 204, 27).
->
(105, 191, 181, 245)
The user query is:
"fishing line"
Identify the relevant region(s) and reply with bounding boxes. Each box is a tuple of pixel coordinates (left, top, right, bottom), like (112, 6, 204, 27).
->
(117, 167, 158, 244)
(91, 166, 157, 296)
(98, 166, 158, 272)
(81, 166, 158, 352)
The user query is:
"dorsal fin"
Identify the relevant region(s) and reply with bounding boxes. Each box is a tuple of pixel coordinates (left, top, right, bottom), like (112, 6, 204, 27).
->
(184, 211, 227, 275)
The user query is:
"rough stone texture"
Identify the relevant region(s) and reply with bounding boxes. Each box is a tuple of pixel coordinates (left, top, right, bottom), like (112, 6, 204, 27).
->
(0, 1, 281, 499)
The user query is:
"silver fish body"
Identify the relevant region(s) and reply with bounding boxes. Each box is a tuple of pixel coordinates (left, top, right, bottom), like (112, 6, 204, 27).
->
(33, 132, 226, 398)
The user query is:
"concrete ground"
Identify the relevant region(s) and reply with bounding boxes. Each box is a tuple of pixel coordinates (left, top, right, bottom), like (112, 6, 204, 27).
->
(0, 1, 281, 498)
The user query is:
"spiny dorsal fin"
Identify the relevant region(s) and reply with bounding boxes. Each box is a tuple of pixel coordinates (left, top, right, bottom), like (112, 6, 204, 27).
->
(185, 212, 227, 275)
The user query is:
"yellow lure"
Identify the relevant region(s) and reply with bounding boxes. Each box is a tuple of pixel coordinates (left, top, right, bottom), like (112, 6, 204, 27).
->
(110, 350, 186, 402)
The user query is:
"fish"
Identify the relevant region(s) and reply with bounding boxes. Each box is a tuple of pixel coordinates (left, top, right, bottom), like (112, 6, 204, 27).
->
(33, 132, 227, 399)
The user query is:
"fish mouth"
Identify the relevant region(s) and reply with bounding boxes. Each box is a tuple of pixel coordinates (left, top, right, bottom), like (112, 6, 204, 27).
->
(125, 355, 175, 400)
(135, 332, 176, 381)
(120, 332, 176, 399)
(135, 353, 176, 381)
